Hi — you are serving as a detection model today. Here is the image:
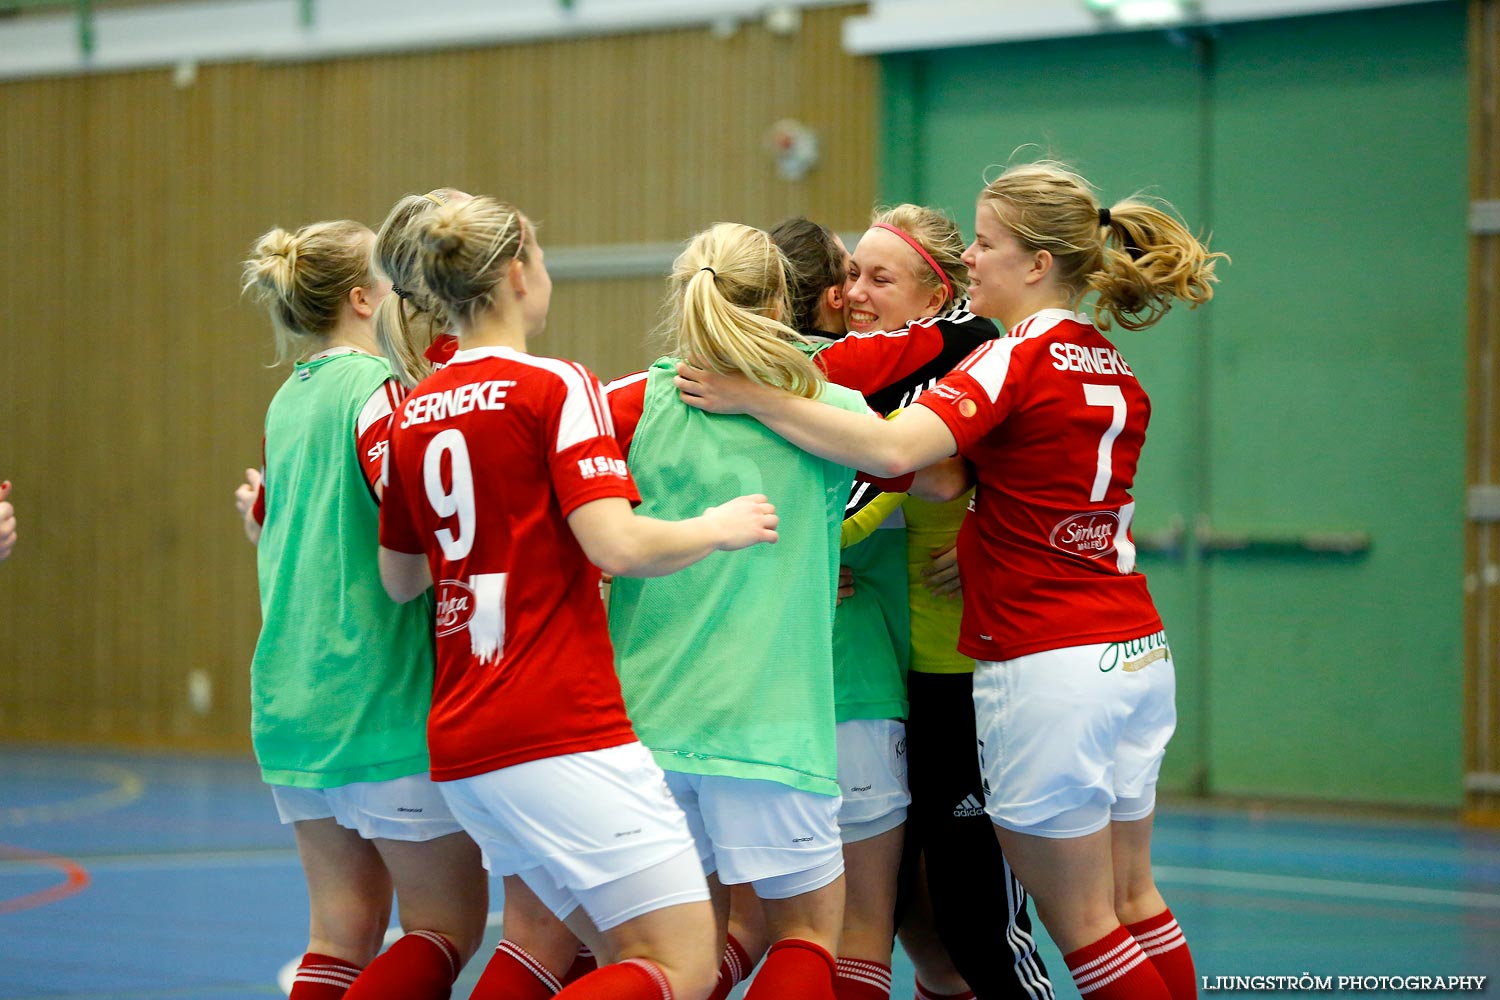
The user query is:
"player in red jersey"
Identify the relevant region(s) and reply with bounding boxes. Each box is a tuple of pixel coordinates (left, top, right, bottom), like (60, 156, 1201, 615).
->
(239, 193, 597, 993)
(675, 161, 1225, 1000)
(370, 187, 600, 995)
(818, 205, 1052, 1000)
(379, 195, 779, 1000)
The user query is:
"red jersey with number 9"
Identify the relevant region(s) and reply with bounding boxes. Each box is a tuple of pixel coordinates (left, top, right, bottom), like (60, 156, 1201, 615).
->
(915, 309, 1163, 662)
(379, 346, 641, 781)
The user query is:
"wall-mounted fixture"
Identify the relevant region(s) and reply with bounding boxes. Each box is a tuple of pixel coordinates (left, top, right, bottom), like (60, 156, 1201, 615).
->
(1082, 0, 1198, 28)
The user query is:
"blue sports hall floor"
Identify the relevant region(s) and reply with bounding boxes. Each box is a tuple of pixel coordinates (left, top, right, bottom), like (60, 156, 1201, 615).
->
(1, 745, 1496, 999)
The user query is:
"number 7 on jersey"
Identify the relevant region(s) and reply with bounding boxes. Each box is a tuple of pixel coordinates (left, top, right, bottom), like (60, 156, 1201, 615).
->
(1083, 383, 1126, 503)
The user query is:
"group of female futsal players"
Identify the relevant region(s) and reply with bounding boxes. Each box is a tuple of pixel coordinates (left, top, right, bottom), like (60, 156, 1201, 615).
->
(236, 160, 1224, 1000)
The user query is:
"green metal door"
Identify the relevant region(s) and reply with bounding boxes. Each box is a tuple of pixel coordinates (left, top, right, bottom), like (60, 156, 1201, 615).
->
(879, 2, 1467, 806)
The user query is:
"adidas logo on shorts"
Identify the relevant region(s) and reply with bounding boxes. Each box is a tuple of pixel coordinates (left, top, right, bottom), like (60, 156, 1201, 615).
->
(952, 794, 986, 818)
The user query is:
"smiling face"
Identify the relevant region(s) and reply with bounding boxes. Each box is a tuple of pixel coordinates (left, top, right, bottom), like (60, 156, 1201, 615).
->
(843, 226, 947, 334)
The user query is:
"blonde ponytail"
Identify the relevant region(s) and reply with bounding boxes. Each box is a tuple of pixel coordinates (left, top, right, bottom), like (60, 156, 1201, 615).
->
(374, 190, 460, 388)
(242, 219, 374, 363)
(979, 160, 1227, 332)
(665, 223, 822, 399)
(1090, 200, 1225, 332)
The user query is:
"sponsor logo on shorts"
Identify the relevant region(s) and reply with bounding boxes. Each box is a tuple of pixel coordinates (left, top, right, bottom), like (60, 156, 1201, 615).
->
(1049, 511, 1119, 558)
(1098, 630, 1171, 673)
(614, 828, 642, 839)
(851, 784, 873, 793)
(435, 579, 476, 637)
(396, 807, 424, 813)
(952, 794, 985, 818)
(792, 836, 814, 844)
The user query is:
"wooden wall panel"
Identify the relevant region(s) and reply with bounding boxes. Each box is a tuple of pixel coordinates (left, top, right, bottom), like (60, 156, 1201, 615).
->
(0, 7, 874, 750)
(1467, 0, 1500, 824)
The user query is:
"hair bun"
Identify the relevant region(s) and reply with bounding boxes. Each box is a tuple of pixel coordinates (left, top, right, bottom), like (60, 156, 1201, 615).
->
(256, 227, 298, 263)
(420, 204, 469, 256)
(428, 228, 464, 256)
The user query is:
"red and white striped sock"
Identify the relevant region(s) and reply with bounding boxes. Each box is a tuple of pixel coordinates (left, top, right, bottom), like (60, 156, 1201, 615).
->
(834, 958, 891, 999)
(707, 933, 755, 1000)
(913, 979, 975, 1000)
(1065, 925, 1171, 1000)
(288, 952, 362, 999)
(744, 939, 836, 1000)
(555, 958, 674, 999)
(343, 930, 462, 1000)
(562, 945, 598, 986)
(469, 939, 563, 999)
(1127, 909, 1197, 1000)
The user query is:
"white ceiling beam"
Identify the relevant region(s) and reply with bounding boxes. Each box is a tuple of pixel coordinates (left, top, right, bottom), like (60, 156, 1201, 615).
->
(842, 0, 1456, 55)
(0, 0, 847, 81)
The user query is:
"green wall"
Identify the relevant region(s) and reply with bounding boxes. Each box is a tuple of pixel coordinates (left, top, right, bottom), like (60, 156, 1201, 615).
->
(879, 2, 1468, 807)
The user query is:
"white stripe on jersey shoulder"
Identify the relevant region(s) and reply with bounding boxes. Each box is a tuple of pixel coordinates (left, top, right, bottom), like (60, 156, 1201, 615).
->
(934, 297, 983, 326)
(604, 369, 649, 394)
(449, 348, 613, 452)
(961, 309, 1088, 404)
(355, 379, 397, 437)
(842, 326, 914, 342)
(1006, 307, 1090, 340)
(446, 345, 518, 366)
(853, 298, 982, 340)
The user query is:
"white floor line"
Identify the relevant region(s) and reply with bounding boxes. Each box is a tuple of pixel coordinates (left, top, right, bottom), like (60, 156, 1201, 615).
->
(1154, 865, 1500, 909)
(8, 848, 1496, 913)
(0, 848, 299, 875)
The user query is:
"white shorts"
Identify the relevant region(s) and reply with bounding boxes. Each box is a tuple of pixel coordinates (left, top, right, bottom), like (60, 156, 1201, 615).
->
(271, 772, 464, 842)
(438, 742, 708, 930)
(973, 631, 1177, 839)
(835, 719, 910, 843)
(664, 771, 845, 899)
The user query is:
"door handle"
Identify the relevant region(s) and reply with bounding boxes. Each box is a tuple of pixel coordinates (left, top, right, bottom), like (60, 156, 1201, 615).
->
(1130, 516, 1370, 557)
(1133, 514, 1187, 559)
(1196, 518, 1371, 556)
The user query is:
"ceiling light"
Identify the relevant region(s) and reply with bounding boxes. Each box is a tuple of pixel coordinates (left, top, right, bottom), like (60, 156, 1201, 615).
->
(1083, 0, 1194, 27)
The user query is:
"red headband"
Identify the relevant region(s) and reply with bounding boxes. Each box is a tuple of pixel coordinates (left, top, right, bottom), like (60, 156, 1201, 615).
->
(871, 222, 954, 302)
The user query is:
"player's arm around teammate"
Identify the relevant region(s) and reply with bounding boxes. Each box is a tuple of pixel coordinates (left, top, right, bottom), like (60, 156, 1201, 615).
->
(603, 222, 876, 1000)
(771, 213, 962, 1000)
(680, 161, 1225, 1000)
(242, 221, 488, 1000)
(379, 196, 775, 1000)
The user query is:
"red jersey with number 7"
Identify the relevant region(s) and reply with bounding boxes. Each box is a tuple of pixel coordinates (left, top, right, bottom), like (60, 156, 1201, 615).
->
(915, 308, 1162, 662)
(379, 346, 641, 781)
